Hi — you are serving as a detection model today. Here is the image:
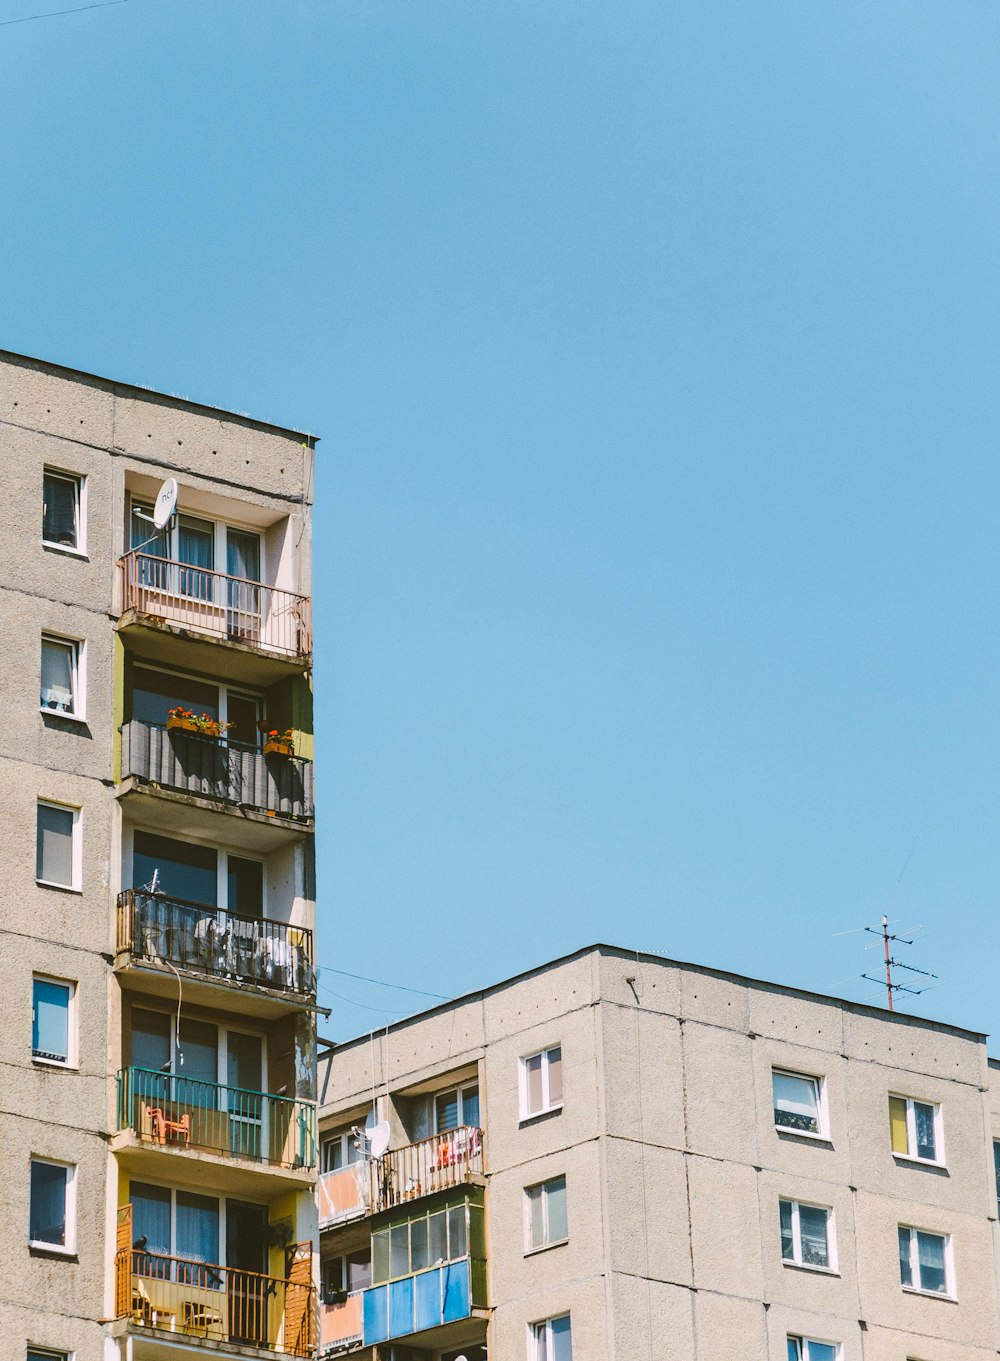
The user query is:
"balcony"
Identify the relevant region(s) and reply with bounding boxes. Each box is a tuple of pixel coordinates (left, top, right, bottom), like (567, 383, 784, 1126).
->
(119, 550, 312, 666)
(363, 1259, 486, 1348)
(320, 1292, 364, 1355)
(374, 1126, 484, 1213)
(116, 890, 315, 1002)
(318, 1164, 372, 1229)
(116, 1067, 316, 1172)
(116, 1246, 316, 1356)
(119, 720, 314, 830)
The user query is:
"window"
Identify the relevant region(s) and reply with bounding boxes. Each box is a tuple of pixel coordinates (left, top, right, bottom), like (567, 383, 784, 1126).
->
(435, 1082, 480, 1132)
(779, 1199, 833, 1270)
(36, 801, 80, 890)
(371, 1197, 476, 1283)
(321, 1125, 364, 1174)
(40, 636, 83, 718)
(530, 1314, 572, 1361)
(889, 1095, 942, 1164)
(772, 1070, 826, 1137)
(29, 1158, 75, 1251)
(32, 977, 75, 1065)
(129, 664, 262, 748)
(520, 1046, 563, 1120)
(322, 1249, 372, 1299)
(525, 1175, 568, 1251)
(898, 1225, 952, 1296)
(43, 469, 84, 552)
(28, 1351, 70, 1361)
(787, 1339, 838, 1361)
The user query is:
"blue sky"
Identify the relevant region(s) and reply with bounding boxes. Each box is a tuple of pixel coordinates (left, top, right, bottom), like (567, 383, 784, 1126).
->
(3, 0, 1000, 1040)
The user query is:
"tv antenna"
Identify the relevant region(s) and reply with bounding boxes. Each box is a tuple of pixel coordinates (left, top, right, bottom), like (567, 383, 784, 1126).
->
(861, 914, 937, 1011)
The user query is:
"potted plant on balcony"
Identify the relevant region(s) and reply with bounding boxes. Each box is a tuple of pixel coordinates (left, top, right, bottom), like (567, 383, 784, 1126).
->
(262, 727, 295, 756)
(166, 706, 199, 733)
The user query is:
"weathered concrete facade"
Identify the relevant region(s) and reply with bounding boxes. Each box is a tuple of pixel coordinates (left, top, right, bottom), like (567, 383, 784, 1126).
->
(0, 350, 319, 1361)
(318, 946, 1000, 1361)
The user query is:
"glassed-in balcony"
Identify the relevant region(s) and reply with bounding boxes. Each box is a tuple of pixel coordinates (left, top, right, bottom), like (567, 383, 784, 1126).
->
(116, 890, 315, 996)
(116, 1067, 317, 1170)
(119, 550, 312, 661)
(119, 719, 314, 821)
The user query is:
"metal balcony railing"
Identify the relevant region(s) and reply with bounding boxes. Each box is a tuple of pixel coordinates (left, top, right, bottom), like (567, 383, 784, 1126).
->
(120, 720, 314, 820)
(320, 1291, 364, 1354)
(119, 550, 312, 659)
(116, 1067, 317, 1170)
(373, 1126, 484, 1212)
(116, 889, 315, 995)
(116, 1246, 316, 1356)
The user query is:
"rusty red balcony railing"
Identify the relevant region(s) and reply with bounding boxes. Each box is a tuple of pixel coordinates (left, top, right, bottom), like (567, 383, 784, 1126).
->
(373, 1125, 484, 1212)
(119, 550, 311, 659)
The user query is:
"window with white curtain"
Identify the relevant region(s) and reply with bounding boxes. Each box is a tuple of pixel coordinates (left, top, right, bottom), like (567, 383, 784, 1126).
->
(779, 1199, 834, 1270)
(898, 1225, 952, 1296)
(520, 1047, 563, 1120)
(40, 635, 82, 717)
(530, 1314, 572, 1361)
(525, 1175, 568, 1251)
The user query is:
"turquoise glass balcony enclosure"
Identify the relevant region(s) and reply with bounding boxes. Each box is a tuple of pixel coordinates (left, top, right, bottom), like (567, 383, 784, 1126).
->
(361, 1190, 486, 1347)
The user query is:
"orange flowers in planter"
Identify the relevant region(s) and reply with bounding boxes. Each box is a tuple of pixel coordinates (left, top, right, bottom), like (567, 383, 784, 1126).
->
(166, 707, 234, 739)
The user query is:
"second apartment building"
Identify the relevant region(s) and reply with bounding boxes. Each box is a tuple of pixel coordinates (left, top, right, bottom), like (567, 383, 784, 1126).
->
(316, 944, 1000, 1361)
(0, 350, 320, 1361)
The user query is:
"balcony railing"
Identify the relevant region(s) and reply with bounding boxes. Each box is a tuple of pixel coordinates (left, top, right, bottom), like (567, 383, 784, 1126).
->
(116, 889, 315, 995)
(374, 1126, 484, 1212)
(119, 550, 312, 659)
(117, 1247, 316, 1356)
(318, 1164, 372, 1228)
(117, 1067, 317, 1170)
(120, 719, 314, 820)
(320, 1291, 364, 1354)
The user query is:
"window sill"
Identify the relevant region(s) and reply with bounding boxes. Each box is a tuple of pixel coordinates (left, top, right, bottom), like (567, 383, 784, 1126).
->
(42, 542, 88, 560)
(901, 1285, 956, 1303)
(893, 1153, 946, 1171)
(40, 707, 86, 724)
(32, 1056, 74, 1070)
(29, 1243, 77, 1261)
(35, 880, 82, 895)
(782, 1260, 839, 1277)
(524, 1239, 569, 1258)
(519, 1104, 564, 1128)
(774, 1126, 833, 1146)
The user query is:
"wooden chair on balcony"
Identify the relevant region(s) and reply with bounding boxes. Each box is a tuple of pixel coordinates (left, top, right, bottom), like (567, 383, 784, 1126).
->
(149, 1108, 191, 1146)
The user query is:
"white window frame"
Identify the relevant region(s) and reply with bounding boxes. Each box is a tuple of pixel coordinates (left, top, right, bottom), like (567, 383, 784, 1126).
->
(524, 1174, 568, 1253)
(36, 800, 82, 892)
(28, 1156, 76, 1254)
(433, 1080, 480, 1133)
(779, 1197, 835, 1273)
(31, 974, 77, 1068)
(787, 1337, 840, 1361)
(125, 824, 267, 916)
(130, 1181, 226, 1263)
(40, 634, 85, 721)
(43, 468, 87, 556)
(890, 1093, 944, 1166)
(772, 1068, 828, 1141)
(529, 1314, 572, 1361)
(520, 1045, 563, 1121)
(27, 1349, 72, 1361)
(898, 1224, 954, 1298)
(320, 1125, 364, 1174)
(130, 499, 264, 587)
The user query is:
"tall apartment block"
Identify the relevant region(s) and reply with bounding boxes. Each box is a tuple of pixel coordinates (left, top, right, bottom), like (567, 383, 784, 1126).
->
(316, 944, 1000, 1361)
(0, 349, 320, 1361)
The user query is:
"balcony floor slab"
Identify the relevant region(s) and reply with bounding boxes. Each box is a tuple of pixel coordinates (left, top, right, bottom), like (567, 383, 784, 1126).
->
(116, 778, 312, 850)
(117, 610, 311, 686)
(112, 1129, 317, 1197)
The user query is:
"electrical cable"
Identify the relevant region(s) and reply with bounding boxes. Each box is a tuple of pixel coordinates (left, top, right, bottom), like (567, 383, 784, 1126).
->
(0, 0, 129, 26)
(316, 964, 449, 1001)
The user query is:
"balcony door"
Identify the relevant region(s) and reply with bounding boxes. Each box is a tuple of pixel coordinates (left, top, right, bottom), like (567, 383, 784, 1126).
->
(227, 529, 261, 643)
(227, 1032, 264, 1160)
(226, 1200, 268, 1347)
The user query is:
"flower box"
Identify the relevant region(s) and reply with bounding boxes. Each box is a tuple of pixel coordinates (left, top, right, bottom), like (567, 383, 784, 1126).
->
(166, 716, 199, 733)
(264, 740, 294, 756)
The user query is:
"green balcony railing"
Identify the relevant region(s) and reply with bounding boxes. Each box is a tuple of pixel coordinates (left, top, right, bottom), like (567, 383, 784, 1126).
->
(116, 1066, 317, 1171)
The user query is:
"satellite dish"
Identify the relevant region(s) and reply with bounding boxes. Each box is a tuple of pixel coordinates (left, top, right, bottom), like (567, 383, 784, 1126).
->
(153, 478, 179, 529)
(368, 1121, 391, 1158)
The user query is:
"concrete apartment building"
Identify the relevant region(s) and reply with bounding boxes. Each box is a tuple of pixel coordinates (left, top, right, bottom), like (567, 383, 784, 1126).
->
(316, 944, 1000, 1361)
(0, 350, 320, 1361)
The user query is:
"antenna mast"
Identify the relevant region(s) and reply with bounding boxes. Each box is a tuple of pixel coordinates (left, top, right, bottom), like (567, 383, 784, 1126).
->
(861, 915, 937, 1010)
